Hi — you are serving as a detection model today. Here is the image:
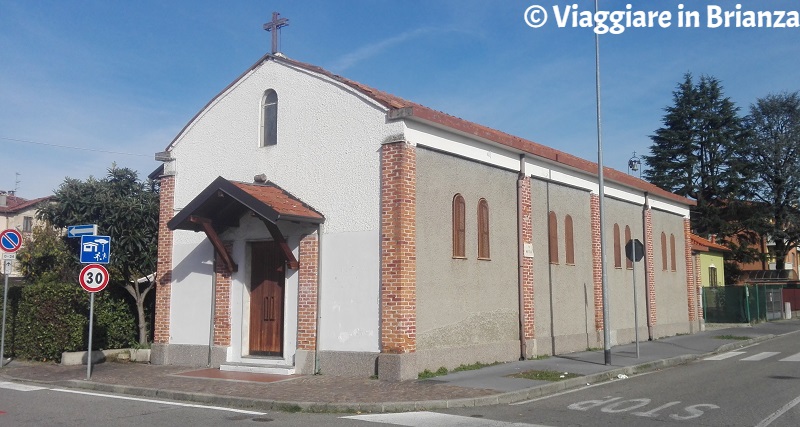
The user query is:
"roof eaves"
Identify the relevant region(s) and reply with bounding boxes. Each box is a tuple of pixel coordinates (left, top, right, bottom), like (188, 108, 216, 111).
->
(393, 105, 695, 207)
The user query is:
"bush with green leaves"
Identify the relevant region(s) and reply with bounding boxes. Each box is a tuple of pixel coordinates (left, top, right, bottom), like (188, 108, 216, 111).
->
(14, 282, 86, 361)
(10, 281, 135, 362)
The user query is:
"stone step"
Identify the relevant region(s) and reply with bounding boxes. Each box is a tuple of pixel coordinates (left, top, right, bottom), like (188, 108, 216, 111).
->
(219, 362, 295, 375)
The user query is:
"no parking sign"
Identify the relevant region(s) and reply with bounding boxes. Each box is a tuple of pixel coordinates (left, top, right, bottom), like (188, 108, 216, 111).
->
(0, 229, 22, 253)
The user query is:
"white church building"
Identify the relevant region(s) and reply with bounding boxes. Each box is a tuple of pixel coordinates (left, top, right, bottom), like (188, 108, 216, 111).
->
(151, 49, 699, 381)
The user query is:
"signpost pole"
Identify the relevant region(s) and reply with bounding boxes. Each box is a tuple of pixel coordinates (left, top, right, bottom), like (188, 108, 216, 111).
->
(633, 245, 639, 358)
(87, 292, 95, 380)
(1, 259, 10, 367)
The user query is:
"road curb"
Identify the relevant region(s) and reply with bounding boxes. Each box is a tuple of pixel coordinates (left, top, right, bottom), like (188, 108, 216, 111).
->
(0, 332, 786, 414)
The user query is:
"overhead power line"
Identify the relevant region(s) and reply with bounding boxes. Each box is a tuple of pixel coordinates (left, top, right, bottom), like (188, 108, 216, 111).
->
(1, 136, 151, 157)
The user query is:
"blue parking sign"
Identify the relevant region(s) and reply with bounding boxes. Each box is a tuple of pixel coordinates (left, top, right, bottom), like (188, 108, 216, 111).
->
(80, 235, 111, 264)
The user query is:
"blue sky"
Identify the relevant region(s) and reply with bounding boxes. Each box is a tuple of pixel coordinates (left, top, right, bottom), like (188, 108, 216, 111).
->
(2, 0, 799, 198)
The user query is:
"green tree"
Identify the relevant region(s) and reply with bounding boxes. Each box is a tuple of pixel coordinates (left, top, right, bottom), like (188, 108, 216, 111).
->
(739, 92, 800, 271)
(38, 165, 158, 344)
(16, 225, 74, 283)
(643, 73, 748, 237)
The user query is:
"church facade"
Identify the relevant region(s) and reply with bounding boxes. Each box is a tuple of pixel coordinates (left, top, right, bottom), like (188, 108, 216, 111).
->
(151, 54, 698, 381)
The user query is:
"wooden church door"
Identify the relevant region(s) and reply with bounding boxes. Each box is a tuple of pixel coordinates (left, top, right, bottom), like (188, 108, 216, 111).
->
(249, 241, 285, 356)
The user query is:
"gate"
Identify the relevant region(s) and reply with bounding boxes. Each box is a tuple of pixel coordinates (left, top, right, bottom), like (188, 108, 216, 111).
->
(765, 286, 784, 320)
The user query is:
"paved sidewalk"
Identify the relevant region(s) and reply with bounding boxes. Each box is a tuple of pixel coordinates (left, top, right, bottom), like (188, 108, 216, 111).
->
(2, 319, 799, 413)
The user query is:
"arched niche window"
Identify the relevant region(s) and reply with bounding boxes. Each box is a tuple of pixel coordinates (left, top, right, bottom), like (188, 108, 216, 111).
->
(661, 232, 668, 271)
(477, 198, 490, 260)
(670, 233, 677, 271)
(548, 211, 559, 264)
(452, 194, 465, 258)
(564, 215, 575, 265)
(613, 223, 622, 269)
(625, 225, 633, 269)
(261, 89, 278, 147)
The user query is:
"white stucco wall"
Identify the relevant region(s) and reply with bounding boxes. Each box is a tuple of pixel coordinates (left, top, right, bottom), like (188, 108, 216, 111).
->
(166, 58, 403, 355)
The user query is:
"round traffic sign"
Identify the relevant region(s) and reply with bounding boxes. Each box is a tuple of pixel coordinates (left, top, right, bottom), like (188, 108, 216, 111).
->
(79, 264, 110, 293)
(0, 229, 23, 253)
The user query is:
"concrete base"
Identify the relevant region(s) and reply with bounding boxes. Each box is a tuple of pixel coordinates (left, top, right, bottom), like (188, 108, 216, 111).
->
(61, 349, 129, 366)
(378, 352, 417, 381)
(130, 349, 151, 363)
(294, 350, 316, 375)
(150, 343, 227, 367)
(415, 340, 519, 372)
(317, 351, 379, 377)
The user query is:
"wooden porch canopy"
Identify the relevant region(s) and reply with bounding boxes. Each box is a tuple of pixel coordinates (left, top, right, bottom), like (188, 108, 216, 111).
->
(168, 176, 324, 274)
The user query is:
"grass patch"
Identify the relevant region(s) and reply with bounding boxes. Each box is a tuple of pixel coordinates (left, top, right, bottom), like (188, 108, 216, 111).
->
(586, 347, 602, 352)
(275, 404, 303, 413)
(528, 354, 550, 360)
(452, 361, 502, 372)
(418, 366, 448, 379)
(714, 335, 751, 340)
(511, 370, 581, 382)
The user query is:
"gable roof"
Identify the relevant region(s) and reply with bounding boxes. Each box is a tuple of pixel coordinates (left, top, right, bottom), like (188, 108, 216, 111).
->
(0, 195, 51, 215)
(163, 54, 693, 207)
(691, 234, 731, 253)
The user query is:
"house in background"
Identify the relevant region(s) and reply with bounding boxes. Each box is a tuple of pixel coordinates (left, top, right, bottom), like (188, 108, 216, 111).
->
(0, 191, 51, 280)
(151, 50, 698, 381)
(690, 234, 730, 287)
(736, 234, 800, 284)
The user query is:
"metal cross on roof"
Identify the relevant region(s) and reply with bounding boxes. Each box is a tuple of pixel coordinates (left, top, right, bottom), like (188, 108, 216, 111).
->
(263, 12, 289, 54)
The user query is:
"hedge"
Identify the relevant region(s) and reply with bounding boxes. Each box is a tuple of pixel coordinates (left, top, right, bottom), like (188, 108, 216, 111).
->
(1, 281, 136, 362)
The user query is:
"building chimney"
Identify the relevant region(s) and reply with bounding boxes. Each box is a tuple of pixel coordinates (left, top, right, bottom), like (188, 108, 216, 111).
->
(0, 192, 6, 207)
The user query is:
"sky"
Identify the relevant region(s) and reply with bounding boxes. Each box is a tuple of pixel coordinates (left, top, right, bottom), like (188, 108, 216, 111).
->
(1, 0, 799, 198)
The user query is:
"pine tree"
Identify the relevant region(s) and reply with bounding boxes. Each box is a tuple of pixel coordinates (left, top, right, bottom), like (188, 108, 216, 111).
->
(643, 73, 747, 237)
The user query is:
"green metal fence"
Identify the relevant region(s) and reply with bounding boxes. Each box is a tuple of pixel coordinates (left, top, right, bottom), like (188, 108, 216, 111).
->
(701, 285, 784, 324)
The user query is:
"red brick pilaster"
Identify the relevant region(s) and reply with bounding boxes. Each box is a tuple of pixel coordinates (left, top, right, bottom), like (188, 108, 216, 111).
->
(380, 141, 416, 354)
(684, 218, 697, 321)
(590, 193, 603, 331)
(154, 174, 174, 344)
(519, 175, 535, 340)
(644, 207, 657, 328)
(297, 234, 319, 351)
(213, 243, 233, 346)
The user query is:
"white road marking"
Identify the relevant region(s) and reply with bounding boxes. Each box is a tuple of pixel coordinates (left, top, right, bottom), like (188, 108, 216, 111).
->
(779, 352, 800, 362)
(343, 411, 551, 426)
(0, 381, 47, 392)
(755, 394, 800, 427)
(704, 351, 745, 361)
(741, 352, 780, 361)
(51, 388, 266, 415)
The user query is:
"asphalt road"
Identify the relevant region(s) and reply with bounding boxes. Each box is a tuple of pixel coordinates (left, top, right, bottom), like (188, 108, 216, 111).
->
(2, 332, 799, 426)
(431, 331, 800, 426)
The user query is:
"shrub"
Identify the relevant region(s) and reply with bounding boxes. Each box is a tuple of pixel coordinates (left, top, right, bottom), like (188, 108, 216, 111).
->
(94, 292, 136, 350)
(14, 282, 86, 361)
(12, 281, 136, 362)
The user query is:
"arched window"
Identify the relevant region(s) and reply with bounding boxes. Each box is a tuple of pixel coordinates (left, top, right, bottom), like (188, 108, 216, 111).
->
(564, 215, 575, 265)
(661, 232, 668, 271)
(261, 89, 278, 146)
(670, 234, 677, 271)
(548, 211, 558, 264)
(478, 198, 490, 259)
(452, 194, 465, 258)
(625, 225, 633, 269)
(613, 223, 622, 268)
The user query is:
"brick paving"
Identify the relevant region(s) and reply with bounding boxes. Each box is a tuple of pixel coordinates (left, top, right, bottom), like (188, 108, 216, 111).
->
(1, 361, 495, 404)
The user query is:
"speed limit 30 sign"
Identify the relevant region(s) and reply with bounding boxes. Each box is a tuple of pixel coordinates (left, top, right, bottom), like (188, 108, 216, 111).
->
(79, 264, 109, 293)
